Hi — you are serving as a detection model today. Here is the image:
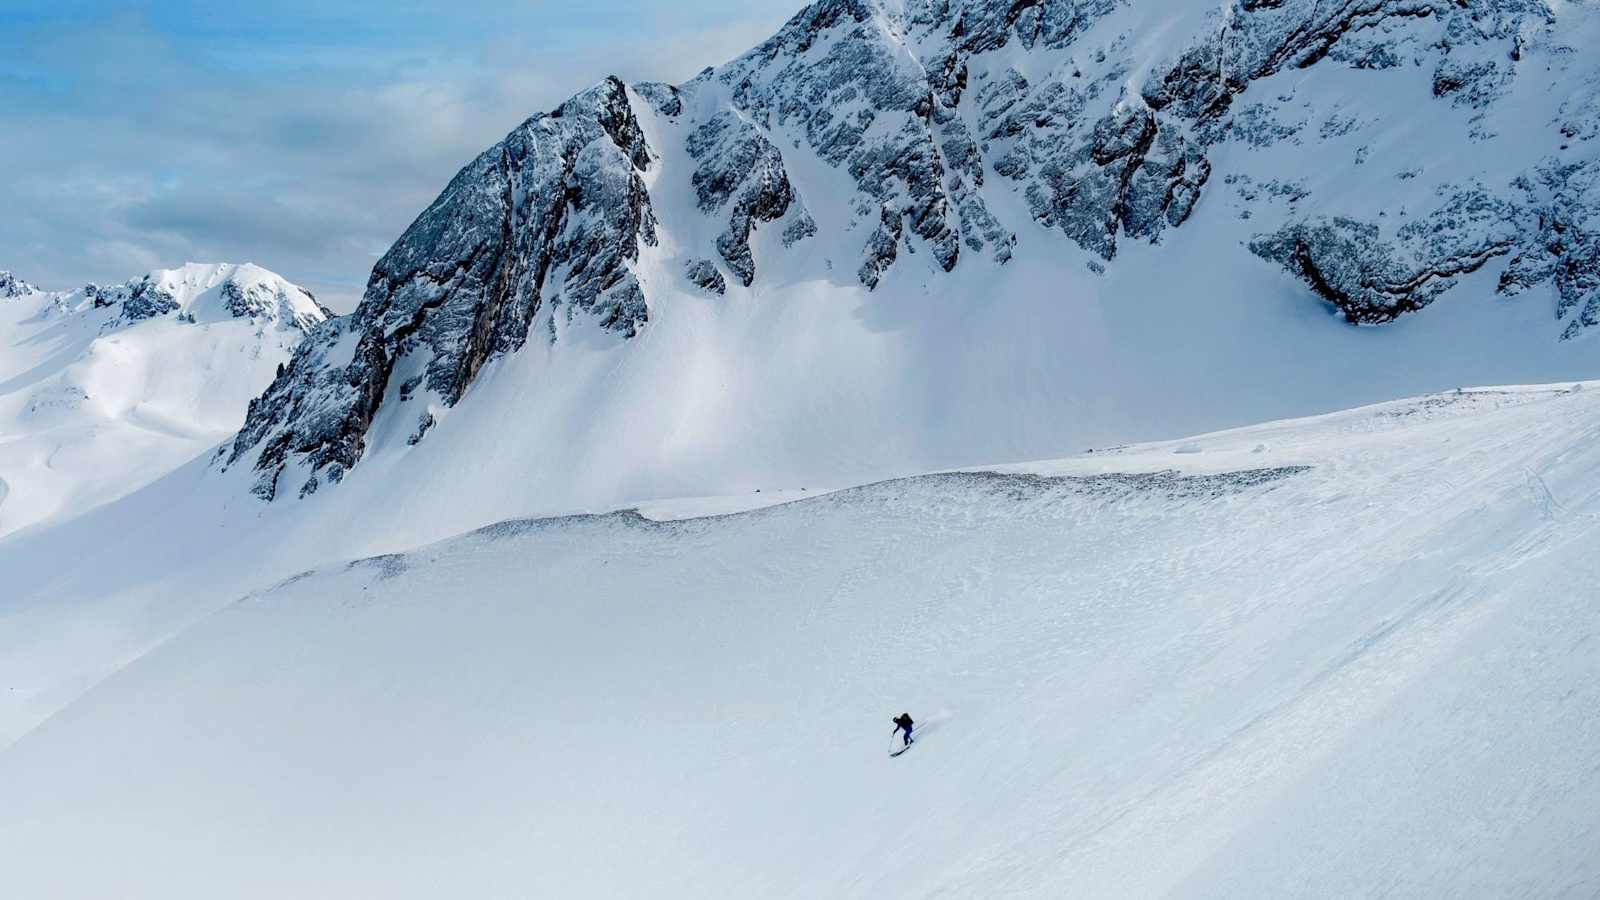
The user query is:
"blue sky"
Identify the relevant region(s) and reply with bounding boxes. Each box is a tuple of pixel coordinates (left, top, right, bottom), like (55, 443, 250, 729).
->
(0, 0, 800, 307)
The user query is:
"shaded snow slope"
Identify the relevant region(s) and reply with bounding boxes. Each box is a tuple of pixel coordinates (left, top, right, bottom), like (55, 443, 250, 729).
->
(0, 263, 326, 537)
(3, 382, 1597, 898)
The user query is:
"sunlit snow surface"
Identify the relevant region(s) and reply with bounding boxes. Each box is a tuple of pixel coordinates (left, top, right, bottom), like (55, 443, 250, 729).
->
(0, 263, 323, 537)
(3, 383, 1598, 898)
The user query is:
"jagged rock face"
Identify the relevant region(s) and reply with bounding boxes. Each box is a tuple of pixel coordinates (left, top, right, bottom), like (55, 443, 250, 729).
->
(219, 279, 328, 333)
(0, 271, 38, 298)
(1504, 161, 1600, 341)
(224, 77, 660, 499)
(228, 317, 378, 499)
(225, 0, 1597, 499)
(63, 263, 328, 331)
(1251, 190, 1522, 324)
(1252, 160, 1600, 331)
(364, 74, 657, 405)
(687, 112, 812, 286)
(1228, 1, 1594, 332)
(684, 259, 728, 295)
(115, 280, 180, 322)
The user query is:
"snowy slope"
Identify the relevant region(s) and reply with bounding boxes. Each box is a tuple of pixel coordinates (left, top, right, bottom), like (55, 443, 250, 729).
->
(217, 0, 1600, 523)
(4, 0, 1599, 893)
(0, 263, 326, 537)
(2, 382, 1598, 898)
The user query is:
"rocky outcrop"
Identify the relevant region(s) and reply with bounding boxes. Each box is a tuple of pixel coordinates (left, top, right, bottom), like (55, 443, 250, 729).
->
(0, 271, 37, 298)
(219, 278, 330, 332)
(715, 0, 969, 284)
(223, 78, 659, 498)
(684, 259, 727, 295)
(85, 280, 171, 318)
(687, 112, 812, 286)
(222, 0, 1591, 500)
(1251, 189, 1521, 323)
(1254, 158, 1600, 333)
(64, 264, 326, 330)
(118, 280, 181, 321)
(1252, 218, 1503, 323)
(1501, 160, 1600, 340)
(632, 81, 684, 118)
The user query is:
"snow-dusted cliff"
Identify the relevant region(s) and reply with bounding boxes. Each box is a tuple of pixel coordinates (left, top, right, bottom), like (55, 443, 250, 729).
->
(0, 263, 326, 536)
(216, 0, 1599, 517)
(0, 271, 40, 299)
(5, 6, 1600, 889)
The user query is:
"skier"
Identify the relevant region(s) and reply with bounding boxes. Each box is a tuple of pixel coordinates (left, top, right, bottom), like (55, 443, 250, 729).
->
(892, 712, 914, 748)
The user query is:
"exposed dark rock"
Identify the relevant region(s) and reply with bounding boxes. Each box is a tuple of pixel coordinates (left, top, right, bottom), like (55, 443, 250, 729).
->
(76, 277, 180, 321)
(716, 0, 1020, 287)
(782, 213, 818, 246)
(225, 77, 660, 495)
(1432, 59, 1508, 107)
(685, 258, 727, 295)
(219, 278, 327, 331)
(1251, 191, 1520, 323)
(0, 271, 37, 298)
(633, 81, 683, 118)
(117, 280, 179, 321)
(1502, 160, 1600, 339)
(406, 412, 436, 446)
(222, 0, 1589, 500)
(859, 204, 906, 289)
(1141, 43, 1229, 119)
(688, 112, 809, 286)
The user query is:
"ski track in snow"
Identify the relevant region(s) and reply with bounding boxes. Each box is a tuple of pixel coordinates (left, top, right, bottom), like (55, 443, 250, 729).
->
(2, 384, 1599, 898)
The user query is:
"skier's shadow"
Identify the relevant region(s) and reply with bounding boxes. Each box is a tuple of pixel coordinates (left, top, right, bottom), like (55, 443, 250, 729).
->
(917, 709, 953, 735)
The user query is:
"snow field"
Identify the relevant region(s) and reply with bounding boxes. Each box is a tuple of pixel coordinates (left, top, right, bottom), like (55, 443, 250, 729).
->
(2, 384, 1598, 897)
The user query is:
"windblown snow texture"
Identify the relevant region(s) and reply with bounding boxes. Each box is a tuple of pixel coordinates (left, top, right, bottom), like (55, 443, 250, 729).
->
(7, 384, 1600, 898)
(225, 0, 1600, 499)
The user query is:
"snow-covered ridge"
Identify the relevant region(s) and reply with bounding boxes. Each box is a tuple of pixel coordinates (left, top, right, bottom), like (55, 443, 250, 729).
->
(220, 0, 1600, 509)
(0, 270, 39, 299)
(0, 262, 327, 537)
(54, 262, 330, 332)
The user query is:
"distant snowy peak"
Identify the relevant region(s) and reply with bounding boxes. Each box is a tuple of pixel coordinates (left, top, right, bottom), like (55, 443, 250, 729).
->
(225, 0, 1600, 501)
(0, 262, 330, 537)
(74, 263, 329, 333)
(0, 271, 40, 299)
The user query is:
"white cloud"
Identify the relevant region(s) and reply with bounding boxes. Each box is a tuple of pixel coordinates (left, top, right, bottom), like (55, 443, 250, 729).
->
(0, 1, 798, 311)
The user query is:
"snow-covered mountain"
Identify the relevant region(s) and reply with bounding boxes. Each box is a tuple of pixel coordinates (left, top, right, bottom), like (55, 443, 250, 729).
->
(4, 382, 1599, 898)
(0, 271, 40, 299)
(216, 0, 1598, 524)
(4, 3, 1600, 895)
(0, 262, 327, 536)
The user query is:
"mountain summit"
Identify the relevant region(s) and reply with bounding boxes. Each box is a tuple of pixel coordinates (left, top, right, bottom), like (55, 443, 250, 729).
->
(0, 262, 326, 536)
(222, 0, 1598, 511)
(0, 271, 40, 298)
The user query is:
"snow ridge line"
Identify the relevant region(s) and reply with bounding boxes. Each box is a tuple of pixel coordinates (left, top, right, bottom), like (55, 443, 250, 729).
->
(310, 465, 1317, 575)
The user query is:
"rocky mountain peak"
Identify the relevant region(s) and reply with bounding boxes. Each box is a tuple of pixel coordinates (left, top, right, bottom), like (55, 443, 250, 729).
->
(74, 262, 329, 332)
(0, 270, 39, 298)
(222, 0, 1598, 503)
